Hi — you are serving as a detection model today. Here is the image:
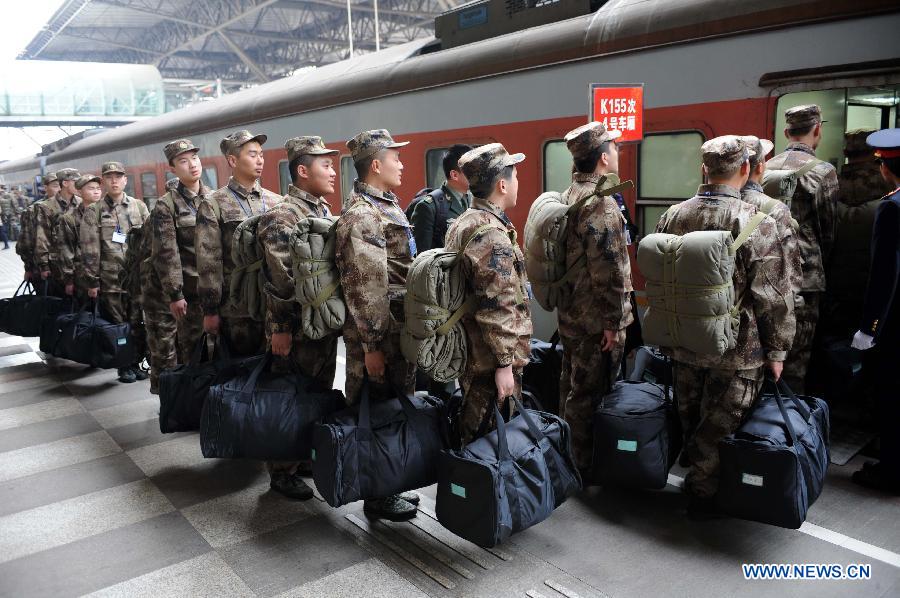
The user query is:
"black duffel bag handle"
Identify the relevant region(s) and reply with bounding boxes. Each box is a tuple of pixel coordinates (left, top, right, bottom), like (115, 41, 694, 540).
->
(766, 378, 812, 449)
(189, 333, 231, 366)
(237, 350, 325, 403)
(13, 280, 36, 297)
(492, 395, 551, 463)
(357, 371, 422, 435)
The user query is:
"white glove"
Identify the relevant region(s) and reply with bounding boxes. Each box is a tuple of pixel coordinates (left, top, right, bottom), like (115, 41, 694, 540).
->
(851, 330, 875, 351)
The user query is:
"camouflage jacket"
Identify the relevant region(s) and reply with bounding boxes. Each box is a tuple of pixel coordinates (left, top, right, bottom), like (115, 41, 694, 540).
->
(258, 184, 332, 336)
(56, 203, 89, 287)
(838, 160, 892, 208)
(656, 184, 796, 369)
(765, 142, 838, 292)
(151, 181, 211, 303)
(197, 177, 282, 316)
(335, 180, 414, 353)
(741, 181, 803, 306)
(15, 201, 42, 272)
(34, 193, 81, 275)
(558, 173, 634, 338)
(80, 195, 149, 293)
(0, 195, 13, 216)
(445, 197, 533, 372)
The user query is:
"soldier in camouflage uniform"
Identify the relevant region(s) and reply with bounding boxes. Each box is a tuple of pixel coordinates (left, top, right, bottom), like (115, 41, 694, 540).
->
(444, 143, 532, 447)
(257, 135, 340, 500)
(335, 129, 418, 521)
(766, 105, 838, 393)
(555, 122, 634, 473)
(823, 129, 893, 338)
(197, 130, 282, 357)
(0, 191, 13, 248)
(81, 162, 150, 383)
(17, 173, 58, 280)
(35, 168, 81, 296)
(740, 135, 803, 307)
(151, 140, 212, 377)
(57, 174, 102, 300)
(656, 136, 796, 518)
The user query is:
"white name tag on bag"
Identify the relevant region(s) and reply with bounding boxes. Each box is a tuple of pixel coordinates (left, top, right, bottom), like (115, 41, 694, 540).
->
(112, 231, 127, 244)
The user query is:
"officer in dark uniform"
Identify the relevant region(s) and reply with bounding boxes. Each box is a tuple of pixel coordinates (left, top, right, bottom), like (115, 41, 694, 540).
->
(850, 128, 900, 494)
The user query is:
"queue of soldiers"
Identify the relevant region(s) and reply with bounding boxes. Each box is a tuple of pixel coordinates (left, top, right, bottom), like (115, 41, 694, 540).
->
(7, 103, 899, 523)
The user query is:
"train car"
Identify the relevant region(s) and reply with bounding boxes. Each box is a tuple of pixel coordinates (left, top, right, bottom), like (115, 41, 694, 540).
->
(2, 0, 899, 337)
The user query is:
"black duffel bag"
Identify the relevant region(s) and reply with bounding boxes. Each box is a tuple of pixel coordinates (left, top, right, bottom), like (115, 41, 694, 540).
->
(52, 301, 135, 368)
(716, 379, 830, 529)
(312, 378, 446, 508)
(39, 297, 77, 354)
(522, 332, 563, 415)
(159, 335, 243, 433)
(436, 397, 581, 548)
(591, 379, 681, 489)
(2, 280, 69, 338)
(201, 352, 344, 460)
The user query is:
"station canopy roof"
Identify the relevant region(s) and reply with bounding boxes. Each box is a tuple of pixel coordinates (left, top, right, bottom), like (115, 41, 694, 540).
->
(18, 0, 464, 90)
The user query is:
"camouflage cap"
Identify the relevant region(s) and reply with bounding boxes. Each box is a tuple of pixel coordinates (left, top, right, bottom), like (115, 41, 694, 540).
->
(700, 135, 755, 176)
(844, 129, 876, 157)
(219, 130, 267, 156)
(346, 129, 409, 163)
(457, 143, 525, 194)
(74, 174, 101, 190)
(164, 139, 199, 164)
(785, 104, 826, 130)
(739, 135, 774, 163)
(55, 168, 81, 182)
(564, 121, 622, 161)
(41, 172, 58, 185)
(285, 136, 339, 162)
(101, 161, 126, 175)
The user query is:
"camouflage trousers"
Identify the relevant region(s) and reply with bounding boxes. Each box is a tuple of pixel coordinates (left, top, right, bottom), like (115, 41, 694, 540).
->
(342, 317, 416, 407)
(674, 362, 763, 498)
(144, 309, 177, 394)
(783, 292, 820, 395)
(99, 292, 147, 366)
(223, 315, 266, 359)
(267, 333, 340, 476)
(176, 301, 205, 363)
(458, 368, 523, 446)
(559, 334, 624, 470)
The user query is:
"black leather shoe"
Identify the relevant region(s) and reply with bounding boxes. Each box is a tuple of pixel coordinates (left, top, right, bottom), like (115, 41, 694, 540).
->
(132, 365, 149, 381)
(852, 463, 900, 495)
(117, 367, 136, 383)
(397, 491, 420, 505)
(363, 495, 417, 521)
(270, 473, 314, 500)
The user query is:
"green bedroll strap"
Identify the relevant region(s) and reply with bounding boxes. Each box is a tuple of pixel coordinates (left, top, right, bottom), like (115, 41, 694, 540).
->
(435, 294, 478, 336)
(307, 279, 341, 309)
(731, 211, 768, 254)
(794, 158, 822, 180)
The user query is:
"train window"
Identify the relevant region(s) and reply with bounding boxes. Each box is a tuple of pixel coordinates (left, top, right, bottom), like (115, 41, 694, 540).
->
(425, 148, 447, 190)
(202, 167, 218, 190)
(637, 131, 704, 236)
(341, 156, 355, 203)
(278, 160, 291, 195)
(543, 141, 573, 193)
(124, 177, 135, 198)
(140, 173, 158, 199)
(776, 86, 900, 172)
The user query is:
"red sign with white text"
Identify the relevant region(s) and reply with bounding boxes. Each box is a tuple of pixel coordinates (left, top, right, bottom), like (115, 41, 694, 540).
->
(590, 84, 644, 143)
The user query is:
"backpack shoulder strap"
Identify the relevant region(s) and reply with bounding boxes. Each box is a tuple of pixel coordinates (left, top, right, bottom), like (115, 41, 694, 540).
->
(730, 211, 768, 254)
(794, 158, 823, 179)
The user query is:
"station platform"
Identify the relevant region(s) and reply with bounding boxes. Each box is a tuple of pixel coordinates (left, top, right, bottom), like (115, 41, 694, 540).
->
(1, 244, 899, 598)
